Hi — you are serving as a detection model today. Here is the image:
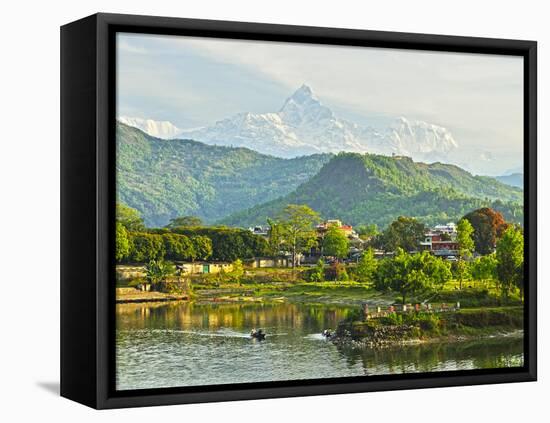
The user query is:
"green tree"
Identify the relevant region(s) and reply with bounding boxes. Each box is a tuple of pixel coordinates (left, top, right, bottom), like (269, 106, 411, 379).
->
(356, 224, 379, 239)
(355, 248, 378, 284)
(229, 259, 244, 283)
(277, 204, 321, 268)
(456, 218, 475, 289)
(116, 202, 145, 231)
(128, 233, 164, 262)
(457, 218, 475, 259)
(380, 216, 425, 252)
(165, 216, 203, 228)
(375, 248, 411, 304)
(420, 253, 452, 292)
(452, 259, 471, 289)
(463, 208, 509, 254)
(192, 236, 213, 261)
(470, 254, 497, 287)
(322, 226, 349, 260)
(267, 218, 284, 257)
(145, 259, 175, 290)
(374, 250, 450, 304)
(162, 233, 195, 261)
(496, 226, 524, 299)
(172, 227, 269, 261)
(115, 222, 130, 262)
(308, 259, 325, 282)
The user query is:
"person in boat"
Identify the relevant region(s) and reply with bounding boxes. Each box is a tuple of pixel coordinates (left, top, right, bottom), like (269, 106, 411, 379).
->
(322, 329, 332, 338)
(250, 328, 266, 340)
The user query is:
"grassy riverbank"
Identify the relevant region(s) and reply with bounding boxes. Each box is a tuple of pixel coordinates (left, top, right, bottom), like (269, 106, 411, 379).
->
(116, 287, 189, 303)
(334, 307, 524, 348)
(193, 280, 393, 305)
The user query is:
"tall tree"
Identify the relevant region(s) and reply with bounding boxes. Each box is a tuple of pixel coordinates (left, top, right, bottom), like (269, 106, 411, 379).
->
(229, 259, 244, 283)
(456, 218, 475, 289)
(277, 204, 321, 268)
(380, 216, 426, 252)
(115, 222, 130, 262)
(145, 259, 175, 290)
(266, 218, 284, 257)
(375, 250, 451, 304)
(470, 254, 497, 287)
(463, 207, 509, 254)
(355, 248, 378, 284)
(162, 233, 195, 261)
(322, 226, 349, 260)
(496, 226, 524, 299)
(128, 233, 165, 262)
(116, 202, 145, 231)
(375, 248, 411, 304)
(192, 236, 213, 261)
(356, 224, 379, 240)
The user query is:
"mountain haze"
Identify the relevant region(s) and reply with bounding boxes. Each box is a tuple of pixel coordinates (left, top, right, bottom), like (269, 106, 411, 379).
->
(496, 173, 523, 189)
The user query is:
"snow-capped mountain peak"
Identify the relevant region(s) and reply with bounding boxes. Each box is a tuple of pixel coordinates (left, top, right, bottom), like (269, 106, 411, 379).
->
(148, 85, 460, 160)
(386, 117, 458, 154)
(118, 116, 182, 139)
(280, 84, 318, 109)
(279, 84, 334, 127)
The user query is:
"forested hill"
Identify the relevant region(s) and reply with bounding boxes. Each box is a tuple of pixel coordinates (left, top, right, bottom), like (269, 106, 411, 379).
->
(220, 153, 524, 228)
(116, 122, 331, 227)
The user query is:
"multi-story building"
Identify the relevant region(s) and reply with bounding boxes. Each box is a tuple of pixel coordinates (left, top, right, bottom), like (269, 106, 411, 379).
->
(420, 223, 459, 257)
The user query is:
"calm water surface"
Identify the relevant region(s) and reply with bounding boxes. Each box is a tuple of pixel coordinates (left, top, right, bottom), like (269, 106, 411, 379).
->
(116, 302, 523, 390)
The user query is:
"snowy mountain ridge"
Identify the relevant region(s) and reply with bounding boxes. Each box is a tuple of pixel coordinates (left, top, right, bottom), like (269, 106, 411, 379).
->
(184, 84, 458, 159)
(119, 84, 459, 160)
(118, 116, 182, 139)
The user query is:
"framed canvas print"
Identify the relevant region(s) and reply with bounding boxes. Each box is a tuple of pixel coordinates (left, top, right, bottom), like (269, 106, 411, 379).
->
(61, 13, 537, 409)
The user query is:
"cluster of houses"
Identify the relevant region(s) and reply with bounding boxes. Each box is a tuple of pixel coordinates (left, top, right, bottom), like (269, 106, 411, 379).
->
(419, 222, 459, 259)
(117, 220, 463, 284)
(251, 219, 461, 262)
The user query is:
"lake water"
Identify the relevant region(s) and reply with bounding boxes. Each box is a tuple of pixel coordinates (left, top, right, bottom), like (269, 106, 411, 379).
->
(116, 302, 524, 391)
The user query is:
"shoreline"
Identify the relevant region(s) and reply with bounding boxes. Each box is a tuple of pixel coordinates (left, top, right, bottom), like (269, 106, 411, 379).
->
(331, 328, 524, 349)
(330, 307, 524, 349)
(116, 291, 189, 304)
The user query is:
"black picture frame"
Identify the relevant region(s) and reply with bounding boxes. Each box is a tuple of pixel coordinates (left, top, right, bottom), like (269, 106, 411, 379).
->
(61, 12, 537, 409)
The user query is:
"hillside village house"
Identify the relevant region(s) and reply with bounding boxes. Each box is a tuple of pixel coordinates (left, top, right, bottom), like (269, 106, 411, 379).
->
(420, 222, 459, 257)
(176, 262, 234, 275)
(308, 219, 364, 259)
(247, 257, 291, 268)
(316, 219, 355, 237)
(116, 262, 235, 281)
(249, 225, 269, 236)
(248, 219, 364, 261)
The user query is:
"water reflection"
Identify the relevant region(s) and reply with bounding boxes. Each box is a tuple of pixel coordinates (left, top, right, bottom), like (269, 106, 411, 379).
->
(116, 302, 523, 391)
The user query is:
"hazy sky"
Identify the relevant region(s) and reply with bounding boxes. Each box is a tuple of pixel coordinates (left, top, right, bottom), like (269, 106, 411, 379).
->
(116, 33, 524, 175)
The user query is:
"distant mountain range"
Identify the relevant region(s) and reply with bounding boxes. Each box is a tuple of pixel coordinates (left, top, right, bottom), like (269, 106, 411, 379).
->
(121, 84, 459, 162)
(183, 84, 459, 161)
(117, 122, 523, 228)
(118, 116, 183, 139)
(495, 173, 523, 189)
(116, 122, 330, 227)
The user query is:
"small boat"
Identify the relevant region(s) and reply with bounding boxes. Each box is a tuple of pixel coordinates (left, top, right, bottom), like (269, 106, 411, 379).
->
(322, 329, 332, 338)
(250, 329, 266, 340)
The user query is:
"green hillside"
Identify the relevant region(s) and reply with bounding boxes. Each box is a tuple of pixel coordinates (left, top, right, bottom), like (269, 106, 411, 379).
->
(116, 122, 331, 227)
(220, 153, 524, 228)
